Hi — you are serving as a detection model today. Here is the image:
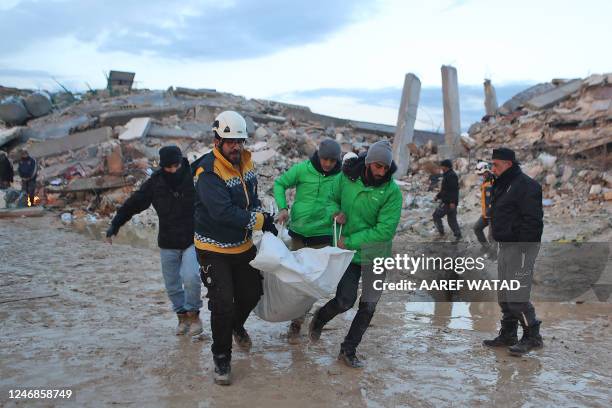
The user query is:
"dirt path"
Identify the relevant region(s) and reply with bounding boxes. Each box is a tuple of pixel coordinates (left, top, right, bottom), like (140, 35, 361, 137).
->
(1, 215, 611, 407)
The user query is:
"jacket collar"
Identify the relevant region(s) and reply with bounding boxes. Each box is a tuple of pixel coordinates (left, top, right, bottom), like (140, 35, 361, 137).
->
(343, 155, 397, 187)
(213, 147, 253, 175)
(310, 151, 341, 176)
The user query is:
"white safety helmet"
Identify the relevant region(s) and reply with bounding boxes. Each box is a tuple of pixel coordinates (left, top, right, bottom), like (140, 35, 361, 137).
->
(212, 111, 248, 139)
(342, 151, 358, 163)
(476, 161, 491, 175)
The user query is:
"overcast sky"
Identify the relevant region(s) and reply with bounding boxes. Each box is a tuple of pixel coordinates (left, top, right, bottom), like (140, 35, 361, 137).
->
(1, 0, 610, 130)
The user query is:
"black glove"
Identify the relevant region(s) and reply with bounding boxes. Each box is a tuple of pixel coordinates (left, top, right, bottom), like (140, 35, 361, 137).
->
(106, 224, 119, 238)
(262, 213, 278, 236)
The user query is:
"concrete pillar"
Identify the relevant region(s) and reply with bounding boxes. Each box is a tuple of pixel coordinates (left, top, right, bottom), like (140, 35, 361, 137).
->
(392, 73, 421, 178)
(483, 79, 498, 116)
(441, 65, 461, 156)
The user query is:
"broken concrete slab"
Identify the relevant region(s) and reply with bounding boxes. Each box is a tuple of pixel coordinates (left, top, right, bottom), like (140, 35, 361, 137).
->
(23, 114, 94, 140)
(0, 126, 24, 147)
(119, 118, 152, 141)
(28, 127, 112, 158)
(0, 207, 45, 218)
(106, 143, 124, 175)
(38, 158, 100, 182)
(245, 112, 286, 124)
(99, 107, 184, 127)
(499, 83, 557, 114)
(148, 124, 200, 139)
(0, 97, 29, 125)
(49, 176, 132, 193)
(24, 92, 52, 118)
(251, 149, 276, 164)
(173, 87, 217, 97)
(525, 79, 582, 110)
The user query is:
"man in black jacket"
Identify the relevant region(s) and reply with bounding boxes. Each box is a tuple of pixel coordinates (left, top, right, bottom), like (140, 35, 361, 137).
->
(433, 159, 462, 241)
(17, 149, 37, 204)
(0, 150, 14, 189)
(483, 147, 544, 356)
(106, 146, 203, 337)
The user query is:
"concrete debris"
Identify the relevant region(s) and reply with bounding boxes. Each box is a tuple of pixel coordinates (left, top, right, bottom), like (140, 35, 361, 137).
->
(119, 118, 152, 141)
(525, 79, 583, 110)
(24, 91, 52, 117)
(0, 72, 607, 232)
(28, 127, 112, 158)
(0, 96, 30, 125)
(0, 126, 23, 147)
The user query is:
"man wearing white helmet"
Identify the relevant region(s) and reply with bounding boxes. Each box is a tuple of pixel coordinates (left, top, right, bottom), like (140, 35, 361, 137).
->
(193, 111, 277, 385)
(473, 161, 496, 256)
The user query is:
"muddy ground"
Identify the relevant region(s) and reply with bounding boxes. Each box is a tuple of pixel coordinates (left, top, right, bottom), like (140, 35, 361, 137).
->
(1, 215, 611, 407)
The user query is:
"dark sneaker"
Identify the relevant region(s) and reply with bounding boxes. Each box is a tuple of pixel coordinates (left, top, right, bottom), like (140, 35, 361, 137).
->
(508, 322, 543, 356)
(213, 354, 232, 386)
(287, 320, 302, 344)
(308, 308, 324, 342)
(483, 320, 519, 348)
(338, 350, 364, 369)
(233, 327, 252, 350)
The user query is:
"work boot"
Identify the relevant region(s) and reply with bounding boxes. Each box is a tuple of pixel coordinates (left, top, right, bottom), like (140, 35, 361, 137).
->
(287, 320, 302, 344)
(233, 326, 252, 350)
(338, 349, 364, 369)
(176, 312, 189, 335)
(186, 311, 203, 337)
(483, 320, 518, 347)
(308, 308, 324, 342)
(508, 321, 543, 356)
(213, 354, 232, 386)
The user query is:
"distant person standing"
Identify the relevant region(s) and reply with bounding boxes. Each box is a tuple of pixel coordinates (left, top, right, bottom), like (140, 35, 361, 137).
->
(483, 148, 544, 356)
(473, 161, 496, 256)
(17, 149, 37, 204)
(433, 159, 462, 241)
(0, 150, 14, 189)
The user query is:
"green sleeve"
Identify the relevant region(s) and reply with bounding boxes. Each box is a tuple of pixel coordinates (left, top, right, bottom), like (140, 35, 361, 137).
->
(273, 162, 302, 210)
(345, 186, 402, 250)
(326, 173, 343, 222)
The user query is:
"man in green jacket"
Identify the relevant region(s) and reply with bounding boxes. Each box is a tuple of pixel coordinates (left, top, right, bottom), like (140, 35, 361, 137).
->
(308, 140, 403, 368)
(274, 138, 342, 343)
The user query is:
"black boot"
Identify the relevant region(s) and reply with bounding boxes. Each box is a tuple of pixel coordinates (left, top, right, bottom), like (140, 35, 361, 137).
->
(213, 354, 232, 385)
(308, 308, 324, 342)
(338, 349, 364, 369)
(233, 326, 252, 350)
(508, 321, 543, 356)
(483, 320, 518, 348)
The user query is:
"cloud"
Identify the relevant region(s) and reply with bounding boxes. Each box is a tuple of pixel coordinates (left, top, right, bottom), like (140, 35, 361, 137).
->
(0, 68, 53, 78)
(0, 0, 375, 60)
(275, 82, 535, 131)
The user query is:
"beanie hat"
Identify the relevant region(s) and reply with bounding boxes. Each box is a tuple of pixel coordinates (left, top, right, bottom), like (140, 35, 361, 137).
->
(492, 147, 516, 162)
(318, 138, 341, 161)
(365, 140, 393, 166)
(439, 159, 453, 169)
(159, 145, 182, 168)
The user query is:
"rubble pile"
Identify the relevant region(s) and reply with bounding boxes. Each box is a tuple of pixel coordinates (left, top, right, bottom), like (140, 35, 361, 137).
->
(0, 73, 609, 241)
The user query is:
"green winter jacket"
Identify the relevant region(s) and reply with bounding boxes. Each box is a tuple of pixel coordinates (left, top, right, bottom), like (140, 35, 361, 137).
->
(273, 157, 341, 238)
(328, 159, 403, 264)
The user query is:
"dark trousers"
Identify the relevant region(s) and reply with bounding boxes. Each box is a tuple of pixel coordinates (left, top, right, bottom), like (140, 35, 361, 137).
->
(317, 263, 383, 354)
(196, 246, 263, 358)
(473, 216, 494, 247)
(433, 202, 462, 238)
(21, 177, 36, 203)
(497, 243, 539, 327)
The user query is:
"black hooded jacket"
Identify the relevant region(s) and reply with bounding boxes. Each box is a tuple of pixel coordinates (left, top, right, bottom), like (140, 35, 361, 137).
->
(436, 169, 459, 205)
(490, 164, 543, 243)
(111, 158, 195, 249)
